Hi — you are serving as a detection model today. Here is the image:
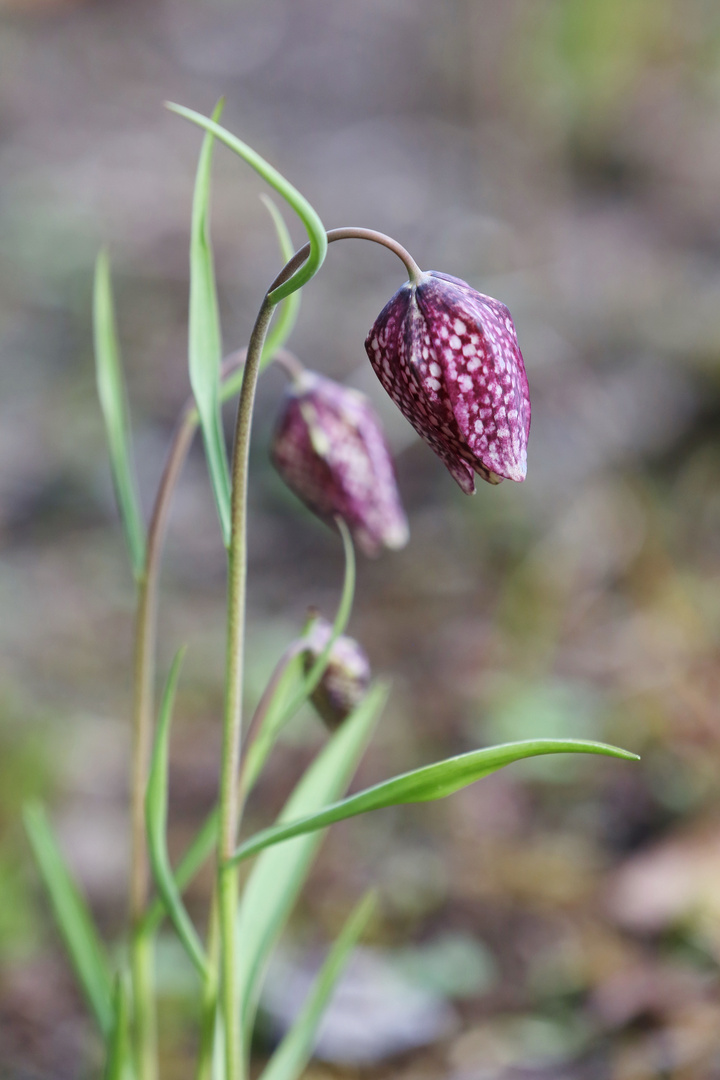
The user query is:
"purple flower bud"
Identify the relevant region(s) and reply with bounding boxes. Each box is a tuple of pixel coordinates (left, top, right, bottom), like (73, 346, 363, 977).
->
(303, 617, 372, 730)
(270, 371, 409, 556)
(365, 271, 530, 493)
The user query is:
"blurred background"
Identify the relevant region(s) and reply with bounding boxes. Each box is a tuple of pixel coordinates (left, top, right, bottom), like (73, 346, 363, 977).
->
(2, 1, 720, 1077)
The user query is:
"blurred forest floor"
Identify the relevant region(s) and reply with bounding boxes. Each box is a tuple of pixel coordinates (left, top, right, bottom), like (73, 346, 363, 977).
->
(3, 1, 720, 1078)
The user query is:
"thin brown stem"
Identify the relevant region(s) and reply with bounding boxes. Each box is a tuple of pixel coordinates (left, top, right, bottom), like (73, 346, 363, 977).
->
(128, 349, 245, 1079)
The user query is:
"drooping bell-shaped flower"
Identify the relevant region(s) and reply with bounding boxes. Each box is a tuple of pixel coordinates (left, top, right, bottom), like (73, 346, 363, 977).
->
(365, 271, 530, 493)
(270, 370, 409, 556)
(302, 616, 371, 730)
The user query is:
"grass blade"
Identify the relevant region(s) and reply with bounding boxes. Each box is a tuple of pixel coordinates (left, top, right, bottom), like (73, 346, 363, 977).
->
(167, 103, 327, 304)
(231, 739, 640, 865)
(140, 807, 218, 938)
(236, 681, 389, 1050)
(93, 251, 146, 580)
(24, 802, 114, 1035)
(189, 99, 232, 545)
(258, 892, 376, 1080)
(103, 974, 133, 1080)
(146, 649, 209, 978)
(260, 195, 301, 371)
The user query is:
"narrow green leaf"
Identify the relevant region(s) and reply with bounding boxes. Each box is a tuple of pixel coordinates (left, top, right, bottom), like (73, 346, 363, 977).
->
(259, 892, 376, 1080)
(146, 649, 209, 978)
(189, 99, 232, 545)
(167, 103, 327, 303)
(260, 195, 302, 371)
(140, 807, 218, 938)
(231, 739, 640, 865)
(236, 681, 389, 1048)
(24, 802, 114, 1035)
(241, 650, 307, 803)
(103, 974, 133, 1080)
(93, 251, 146, 579)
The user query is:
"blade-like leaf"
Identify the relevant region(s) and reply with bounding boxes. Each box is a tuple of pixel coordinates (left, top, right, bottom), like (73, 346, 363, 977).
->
(103, 974, 133, 1080)
(146, 649, 208, 978)
(93, 251, 146, 580)
(140, 807, 218, 938)
(260, 195, 301, 372)
(167, 103, 327, 304)
(258, 892, 376, 1080)
(189, 99, 232, 545)
(24, 802, 114, 1035)
(236, 681, 389, 1050)
(231, 739, 640, 865)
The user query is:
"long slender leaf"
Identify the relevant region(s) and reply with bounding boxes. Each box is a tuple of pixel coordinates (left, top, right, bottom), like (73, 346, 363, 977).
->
(189, 99, 232, 545)
(260, 195, 302, 371)
(140, 807, 218, 938)
(231, 739, 640, 866)
(259, 892, 376, 1080)
(103, 974, 133, 1080)
(236, 681, 389, 1053)
(24, 802, 114, 1035)
(93, 251, 146, 580)
(167, 104, 327, 304)
(146, 649, 208, 978)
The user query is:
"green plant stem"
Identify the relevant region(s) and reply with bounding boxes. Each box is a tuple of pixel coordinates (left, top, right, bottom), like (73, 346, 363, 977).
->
(219, 296, 276, 1080)
(128, 350, 246, 1079)
(218, 227, 420, 1080)
(195, 893, 221, 1080)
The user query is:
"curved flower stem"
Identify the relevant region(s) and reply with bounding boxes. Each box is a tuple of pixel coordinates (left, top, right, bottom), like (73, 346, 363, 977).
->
(269, 227, 423, 292)
(219, 226, 420, 1080)
(219, 296, 275, 1080)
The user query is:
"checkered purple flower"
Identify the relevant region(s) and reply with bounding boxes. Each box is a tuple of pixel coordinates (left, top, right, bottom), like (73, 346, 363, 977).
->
(271, 371, 409, 556)
(303, 616, 371, 730)
(365, 271, 530, 493)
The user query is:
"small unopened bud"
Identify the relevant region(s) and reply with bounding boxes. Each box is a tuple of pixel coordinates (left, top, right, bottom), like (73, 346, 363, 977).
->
(303, 617, 371, 730)
(365, 271, 531, 493)
(270, 371, 409, 556)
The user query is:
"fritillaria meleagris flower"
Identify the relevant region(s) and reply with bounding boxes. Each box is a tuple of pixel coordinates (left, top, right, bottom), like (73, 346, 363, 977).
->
(365, 271, 530, 493)
(303, 616, 371, 730)
(270, 370, 409, 556)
